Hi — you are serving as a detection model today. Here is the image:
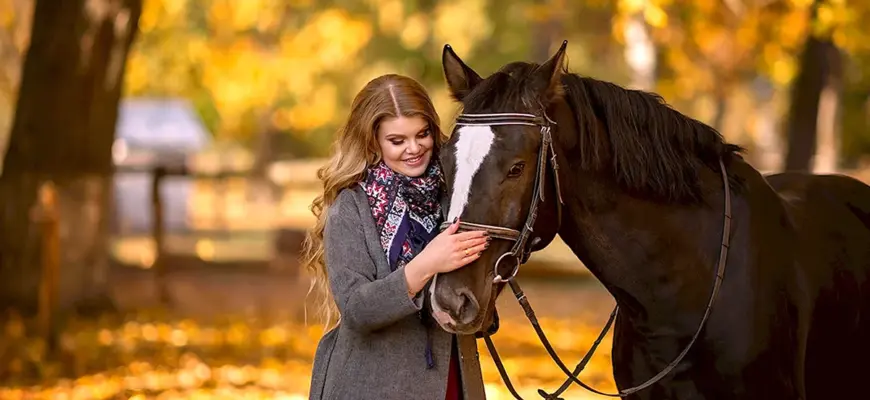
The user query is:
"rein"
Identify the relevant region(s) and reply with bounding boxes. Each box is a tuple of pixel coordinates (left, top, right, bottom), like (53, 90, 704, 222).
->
(439, 111, 734, 399)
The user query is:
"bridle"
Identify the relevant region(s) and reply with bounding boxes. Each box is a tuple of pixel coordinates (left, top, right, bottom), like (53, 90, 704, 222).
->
(437, 111, 733, 399)
(439, 112, 564, 284)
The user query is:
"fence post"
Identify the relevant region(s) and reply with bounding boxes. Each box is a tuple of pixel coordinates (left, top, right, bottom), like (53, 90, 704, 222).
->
(37, 181, 60, 351)
(151, 166, 169, 305)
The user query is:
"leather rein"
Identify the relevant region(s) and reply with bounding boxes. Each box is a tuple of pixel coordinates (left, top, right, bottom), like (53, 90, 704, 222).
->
(438, 111, 734, 399)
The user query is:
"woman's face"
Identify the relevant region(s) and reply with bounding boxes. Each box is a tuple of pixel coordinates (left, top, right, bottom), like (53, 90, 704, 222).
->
(376, 116, 434, 177)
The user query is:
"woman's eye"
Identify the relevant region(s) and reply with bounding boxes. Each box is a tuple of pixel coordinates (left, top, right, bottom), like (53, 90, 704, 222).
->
(419, 129, 431, 138)
(390, 140, 403, 146)
(508, 162, 525, 178)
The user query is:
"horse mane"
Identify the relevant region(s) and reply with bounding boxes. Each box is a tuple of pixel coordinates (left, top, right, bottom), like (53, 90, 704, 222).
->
(462, 61, 744, 203)
(562, 73, 744, 202)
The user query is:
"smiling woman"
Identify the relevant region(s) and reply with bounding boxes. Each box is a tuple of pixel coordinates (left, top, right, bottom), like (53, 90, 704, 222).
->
(377, 115, 434, 177)
(302, 74, 491, 400)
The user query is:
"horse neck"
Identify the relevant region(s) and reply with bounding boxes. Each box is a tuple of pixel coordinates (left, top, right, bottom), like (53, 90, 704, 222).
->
(555, 162, 732, 330)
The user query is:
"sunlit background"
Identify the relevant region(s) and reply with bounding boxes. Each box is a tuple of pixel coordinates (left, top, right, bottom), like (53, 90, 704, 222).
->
(0, 0, 869, 399)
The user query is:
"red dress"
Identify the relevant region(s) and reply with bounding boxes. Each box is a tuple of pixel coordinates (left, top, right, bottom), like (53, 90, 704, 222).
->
(445, 336, 462, 400)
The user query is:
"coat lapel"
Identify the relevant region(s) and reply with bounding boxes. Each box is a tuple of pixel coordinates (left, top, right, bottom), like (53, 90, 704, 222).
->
(351, 186, 394, 279)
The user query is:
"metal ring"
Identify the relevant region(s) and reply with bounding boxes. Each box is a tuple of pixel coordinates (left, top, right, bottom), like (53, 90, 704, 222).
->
(493, 252, 521, 283)
(464, 248, 470, 256)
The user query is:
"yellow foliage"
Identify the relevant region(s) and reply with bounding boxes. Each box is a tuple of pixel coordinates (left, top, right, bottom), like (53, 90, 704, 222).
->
(618, 0, 833, 98)
(526, 3, 553, 22)
(697, 0, 719, 14)
(0, 0, 16, 29)
(286, 9, 372, 71)
(619, 0, 646, 14)
(206, 1, 232, 36)
(124, 51, 149, 94)
(644, 5, 668, 29)
(0, 311, 620, 400)
(137, 0, 163, 33)
(771, 58, 797, 87)
(779, 9, 810, 49)
(400, 13, 429, 50)
(120, 0, 870, 154)
(229, 0, 267, 32)
(788, 0, 815, 8)
(378, 0, 404, 36)
(433, 0, 493, 55)
(314, 10, 373, 69)
(352, 60, 399, 93)
(288, 82, 338, 132)
(735, 15, 759, 50)
(127, 0, 380, 139)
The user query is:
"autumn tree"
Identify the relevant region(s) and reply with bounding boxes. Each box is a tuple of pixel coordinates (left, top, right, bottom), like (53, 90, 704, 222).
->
(0, 0, 143, 313)
(0, 0, 32, 167)
(784, 0, 844, 172)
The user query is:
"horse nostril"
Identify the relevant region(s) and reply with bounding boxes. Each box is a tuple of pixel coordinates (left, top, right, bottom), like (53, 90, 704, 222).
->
(445, 288, 479, 326)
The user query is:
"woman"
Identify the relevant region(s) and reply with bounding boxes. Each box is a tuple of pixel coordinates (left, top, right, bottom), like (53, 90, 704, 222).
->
(304, 74, 490, 400)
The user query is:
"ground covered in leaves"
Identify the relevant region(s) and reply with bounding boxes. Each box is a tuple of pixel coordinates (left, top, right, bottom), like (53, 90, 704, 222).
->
(0, 306, 618, 400)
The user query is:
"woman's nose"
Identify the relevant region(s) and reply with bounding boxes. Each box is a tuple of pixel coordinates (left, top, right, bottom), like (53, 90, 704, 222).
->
(408, 140, 420, 154)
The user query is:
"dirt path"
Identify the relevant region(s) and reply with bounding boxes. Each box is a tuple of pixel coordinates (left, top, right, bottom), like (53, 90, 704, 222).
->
(108, 263, 614, 325)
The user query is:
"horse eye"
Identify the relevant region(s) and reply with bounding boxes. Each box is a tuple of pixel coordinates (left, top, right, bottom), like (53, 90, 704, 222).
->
(507, 162, 525, 178)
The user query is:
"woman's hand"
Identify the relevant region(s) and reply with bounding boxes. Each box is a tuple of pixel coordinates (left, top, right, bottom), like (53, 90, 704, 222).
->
(421, 218, 490, 273)
(405, 218, 490, 296)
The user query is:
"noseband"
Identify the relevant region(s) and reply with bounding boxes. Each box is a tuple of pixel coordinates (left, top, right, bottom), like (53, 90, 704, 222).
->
(437, 111, 734, 399)
(438, 112, 564, 283)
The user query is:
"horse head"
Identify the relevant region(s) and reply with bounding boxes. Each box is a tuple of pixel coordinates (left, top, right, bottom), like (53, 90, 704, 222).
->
(429, 42, 569, 335)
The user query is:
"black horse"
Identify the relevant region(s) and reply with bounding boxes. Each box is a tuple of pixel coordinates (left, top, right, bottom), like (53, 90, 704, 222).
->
(428, 41, 870, 399)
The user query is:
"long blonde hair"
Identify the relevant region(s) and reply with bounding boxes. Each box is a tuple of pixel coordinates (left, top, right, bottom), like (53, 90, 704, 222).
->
(302, 74, 447, 329)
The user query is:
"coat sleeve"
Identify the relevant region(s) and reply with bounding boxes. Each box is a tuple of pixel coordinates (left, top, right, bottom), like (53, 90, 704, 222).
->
(324, 193, 424, 333)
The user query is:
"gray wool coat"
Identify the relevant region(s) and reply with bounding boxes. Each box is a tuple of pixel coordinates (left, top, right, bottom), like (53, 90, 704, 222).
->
(308, 185, 487, 400)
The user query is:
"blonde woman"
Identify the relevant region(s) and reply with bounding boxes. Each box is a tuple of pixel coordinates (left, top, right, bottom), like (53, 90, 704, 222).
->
(304, 74, 490, 400)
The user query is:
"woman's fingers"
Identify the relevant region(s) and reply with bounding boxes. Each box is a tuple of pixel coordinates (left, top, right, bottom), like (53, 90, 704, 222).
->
(466, 241, 489, 255)
(462, 235, 490, 247)
(454, 230, 488, 242)
(447, 238, 490, 270)
(454, 250, 482, 268)
(453, 238, 487, 257)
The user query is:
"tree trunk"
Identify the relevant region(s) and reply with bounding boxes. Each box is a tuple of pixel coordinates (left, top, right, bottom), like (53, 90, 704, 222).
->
(248, 110, 280, 202)
(812, 68, 843, 173)
(0, 0, 35, 176)
(0, 0, 142, 314)
(531, 0, 563, 63)
(751, 76, 783, 173)
(783, 0, 843, 172)
(711, 92, 728, 133)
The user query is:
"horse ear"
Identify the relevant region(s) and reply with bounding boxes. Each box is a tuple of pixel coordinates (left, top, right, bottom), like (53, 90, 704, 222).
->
(533, 40, 568, 105)
(442, 44, 482, 102)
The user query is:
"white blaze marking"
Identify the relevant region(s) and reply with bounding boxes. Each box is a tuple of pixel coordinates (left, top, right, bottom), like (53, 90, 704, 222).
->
(447, 125, 495, 221)
(430, 125, 495, 326)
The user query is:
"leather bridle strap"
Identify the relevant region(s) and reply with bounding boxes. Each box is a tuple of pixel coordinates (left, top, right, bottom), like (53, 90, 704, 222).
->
(485, 158, 733, 399)
(483, 282, 619, 400)
(439, 111, 564, 282)
(446, 221, 520, 242)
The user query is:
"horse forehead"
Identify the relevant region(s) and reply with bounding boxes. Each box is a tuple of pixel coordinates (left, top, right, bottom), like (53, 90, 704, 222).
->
(446, 125, 496, 220)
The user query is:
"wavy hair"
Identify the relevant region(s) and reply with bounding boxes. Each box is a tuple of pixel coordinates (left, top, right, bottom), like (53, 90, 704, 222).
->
(301, 74, 447, 329)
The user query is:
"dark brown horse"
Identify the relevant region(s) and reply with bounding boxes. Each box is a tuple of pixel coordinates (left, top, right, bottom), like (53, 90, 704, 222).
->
(428, 41, 870, 399)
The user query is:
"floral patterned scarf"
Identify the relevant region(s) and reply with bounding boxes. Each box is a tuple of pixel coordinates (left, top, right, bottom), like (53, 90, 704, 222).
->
(361, 160, 444, 271)
(360, 159, 443, 370)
